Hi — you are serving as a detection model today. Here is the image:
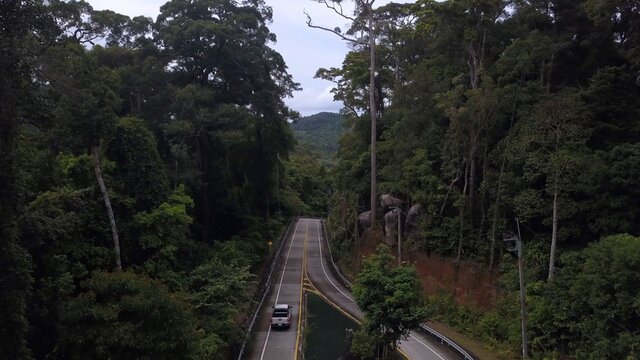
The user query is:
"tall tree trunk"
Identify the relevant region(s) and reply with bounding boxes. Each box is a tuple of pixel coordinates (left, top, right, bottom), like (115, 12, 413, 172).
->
(368, 4, 377, 228)
(548, 170, 559, 281)
(469, 152, 477, 204)
(456, 206, 464, 266)
(489, 85, 519, 269)
(547, 52, 554, 94)
(477, 141, 488, 243)
(173, 158, 179, 190)
(92, 146, 122, 272)
(456, 160, 470, 266)
(440, 172, 459, 216)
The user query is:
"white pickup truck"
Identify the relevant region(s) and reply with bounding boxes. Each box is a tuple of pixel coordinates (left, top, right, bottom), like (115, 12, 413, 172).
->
(270, 304, 292, 329)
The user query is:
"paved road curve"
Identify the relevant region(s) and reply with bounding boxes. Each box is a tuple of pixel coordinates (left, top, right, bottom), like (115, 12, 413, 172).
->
(246, 218, 462, 360)
(304, 218, 462, 360)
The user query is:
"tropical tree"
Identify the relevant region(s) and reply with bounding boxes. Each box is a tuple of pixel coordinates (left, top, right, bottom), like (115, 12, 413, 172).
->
(61, 271, 200, 360)
(353, 245, 426, 356)
(307, 0, 380, 226)
(0, 1, 54, 357)
(529, 234, 640, 358)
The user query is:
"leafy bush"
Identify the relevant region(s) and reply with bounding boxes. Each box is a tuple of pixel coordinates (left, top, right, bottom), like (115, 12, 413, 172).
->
(61, 271, 200, 360)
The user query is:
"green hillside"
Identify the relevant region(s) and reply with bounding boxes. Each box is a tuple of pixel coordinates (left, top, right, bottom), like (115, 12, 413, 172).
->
(291, 112, 343, 162)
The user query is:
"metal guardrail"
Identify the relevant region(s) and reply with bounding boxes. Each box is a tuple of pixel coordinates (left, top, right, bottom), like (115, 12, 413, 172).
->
(320, 219, 476, 360)
(237, 217, 297, 360)
(418, 324, 476, 360)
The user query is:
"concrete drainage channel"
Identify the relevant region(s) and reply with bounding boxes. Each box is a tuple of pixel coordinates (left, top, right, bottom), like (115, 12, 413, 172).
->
(236, 217, 298, 360)
(320, 220, 477, 360)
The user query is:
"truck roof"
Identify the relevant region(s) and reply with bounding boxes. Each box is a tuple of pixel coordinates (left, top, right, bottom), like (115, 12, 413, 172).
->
(274, 304, 290, 310)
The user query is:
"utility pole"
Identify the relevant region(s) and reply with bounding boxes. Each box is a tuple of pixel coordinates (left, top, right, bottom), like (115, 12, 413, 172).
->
(504, 219, 528, 359)
(390, 206, 402, 265)
(516, 218, 528, 359)
(275, 154, 279, 215)
(397, 208, 401, 265)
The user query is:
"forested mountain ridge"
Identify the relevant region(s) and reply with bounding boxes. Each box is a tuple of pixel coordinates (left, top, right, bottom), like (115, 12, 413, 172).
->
(0, 1, 323, 359)
(291, 112, 343, 162)
(320, 0, 640, 358)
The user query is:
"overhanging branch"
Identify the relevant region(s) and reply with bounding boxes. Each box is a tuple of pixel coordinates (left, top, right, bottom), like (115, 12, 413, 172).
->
(304, 11, 366, 45)
(311, 0, 357, 22)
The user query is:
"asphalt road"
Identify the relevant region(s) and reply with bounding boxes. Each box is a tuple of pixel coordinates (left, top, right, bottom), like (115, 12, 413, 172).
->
(246, 218, 462, 360)
(245, 220, 306, 360)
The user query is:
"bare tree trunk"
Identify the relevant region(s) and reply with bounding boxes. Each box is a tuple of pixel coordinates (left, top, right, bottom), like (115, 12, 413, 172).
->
(440, 172, 459, 216)
(548, 170, 559, 281)
(489, 162, 504, 269)
(469, 153, 477, 204)
(546, 52, 554, 94)
(489, 86, 519, 269)
(463, 160, 469, 200)
(173, 158, 179, 190)
(368, 4, 377, 228)
(92, 146, 122, 272)
(456, 206, 464, 266)
(456, 161, 470, 266)
(477, 141, 488, 243)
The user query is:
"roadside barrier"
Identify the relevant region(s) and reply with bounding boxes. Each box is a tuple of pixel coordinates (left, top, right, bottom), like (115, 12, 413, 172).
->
(320, 220, 476, 360)
(236, 217, 297, 360)
(417, 324, 476, 360)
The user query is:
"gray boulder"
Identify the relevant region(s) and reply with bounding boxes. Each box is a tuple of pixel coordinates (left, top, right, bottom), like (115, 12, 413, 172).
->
(405, 204, 424, 237)
(356, 210, 371, 237)
(380, 194, 403, 211)
(384, 208, 403, 246)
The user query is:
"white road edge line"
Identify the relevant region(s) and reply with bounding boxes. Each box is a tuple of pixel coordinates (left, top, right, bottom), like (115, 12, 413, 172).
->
(315, 220, 354, 302)
(407, 334, 447, 360)
(316, 220, 447, 360)
(259, 219, 302, 360)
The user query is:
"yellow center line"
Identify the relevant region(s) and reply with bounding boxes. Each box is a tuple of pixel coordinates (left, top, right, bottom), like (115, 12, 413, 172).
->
(305, 275, 360, 325)
(397, 347, 411, 360)
(295, 220, 412, 360)
(294, 222, 308, 360)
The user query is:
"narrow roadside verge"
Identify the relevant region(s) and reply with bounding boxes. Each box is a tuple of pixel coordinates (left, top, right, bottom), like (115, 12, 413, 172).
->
(424, 322, 502, 360)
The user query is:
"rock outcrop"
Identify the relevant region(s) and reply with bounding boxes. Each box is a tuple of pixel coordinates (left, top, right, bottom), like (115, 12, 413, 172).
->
(380, 194, 403, 211)
(384, 208, 403, 246)
(405, 204, 424, 237)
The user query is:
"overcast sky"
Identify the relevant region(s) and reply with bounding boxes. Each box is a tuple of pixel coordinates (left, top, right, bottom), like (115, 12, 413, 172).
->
(87, 0, 411, 116)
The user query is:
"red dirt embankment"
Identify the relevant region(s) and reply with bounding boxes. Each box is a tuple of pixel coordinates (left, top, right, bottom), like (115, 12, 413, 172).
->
(349, 230, 508, 360)
(411, 253, 499, 311)
(356, 229, 500, 311)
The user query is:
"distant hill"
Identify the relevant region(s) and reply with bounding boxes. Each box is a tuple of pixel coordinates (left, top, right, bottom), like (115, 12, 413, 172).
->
(291, 112, 343, 162)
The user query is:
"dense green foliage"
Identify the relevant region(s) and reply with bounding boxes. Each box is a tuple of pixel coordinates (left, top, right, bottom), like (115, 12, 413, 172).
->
(291, 112, 344, 162)
(0, 0, 316, 358)
(353, 245, 426, 357)
(322, 0, 640, 358)
(61, 272, 200, 360)
(528, 234, 640, 359)
(279, 148, 331, 217)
